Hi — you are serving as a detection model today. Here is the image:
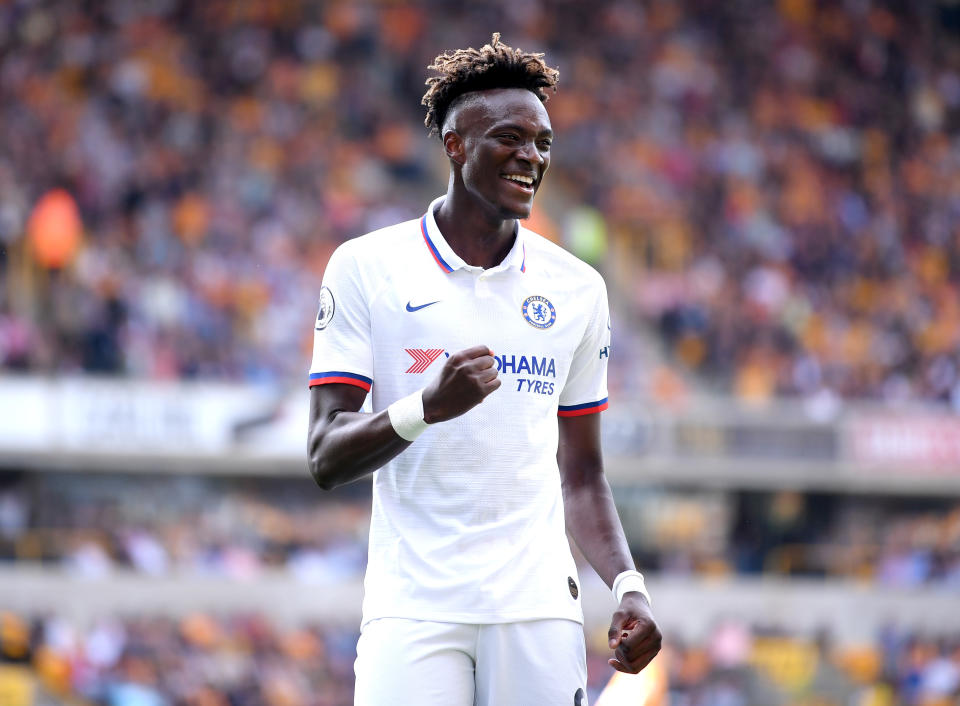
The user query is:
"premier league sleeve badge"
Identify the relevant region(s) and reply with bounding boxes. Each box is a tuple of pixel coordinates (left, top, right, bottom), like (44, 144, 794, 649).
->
(315, 286, 335, 330)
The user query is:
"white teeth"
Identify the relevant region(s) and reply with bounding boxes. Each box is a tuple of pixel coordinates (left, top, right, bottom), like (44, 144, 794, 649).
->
(503, 175, 534, 185)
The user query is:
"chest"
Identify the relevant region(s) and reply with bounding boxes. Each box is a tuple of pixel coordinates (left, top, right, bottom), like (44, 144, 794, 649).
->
(369, 267, 586, 397)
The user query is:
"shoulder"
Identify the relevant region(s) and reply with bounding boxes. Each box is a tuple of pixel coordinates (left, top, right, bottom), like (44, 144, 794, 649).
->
(520, 226, 606, 291)
(328, 218, 423, 271)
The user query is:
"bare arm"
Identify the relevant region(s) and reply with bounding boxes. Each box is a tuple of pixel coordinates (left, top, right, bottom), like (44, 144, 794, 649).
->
(307, 345, 500, 490)
(558, 413, 634, 586)
(307, 383, 409, 490)
(558, 413, 662, 674)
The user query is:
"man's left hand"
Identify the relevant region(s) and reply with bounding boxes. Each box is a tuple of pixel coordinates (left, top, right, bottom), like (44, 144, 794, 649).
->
(607, 593, 662, 674)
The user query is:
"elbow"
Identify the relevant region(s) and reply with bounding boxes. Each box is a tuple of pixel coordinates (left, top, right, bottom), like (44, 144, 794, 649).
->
(313, 474, 337, 492)
(308, 458, 339, 492)
(307, 436, 339, 491)
(308, 462, 330, 491)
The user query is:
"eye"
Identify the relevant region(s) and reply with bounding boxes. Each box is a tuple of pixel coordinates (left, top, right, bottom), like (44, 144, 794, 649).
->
(538, 139, 553, 149)
(498, 133, 520, 143)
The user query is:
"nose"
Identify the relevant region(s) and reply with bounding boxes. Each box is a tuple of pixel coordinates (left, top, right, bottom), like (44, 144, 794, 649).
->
(517, 139, 544, 165)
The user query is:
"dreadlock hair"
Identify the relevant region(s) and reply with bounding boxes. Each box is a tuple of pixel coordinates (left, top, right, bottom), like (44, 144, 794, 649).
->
(422, 33, 559, 139)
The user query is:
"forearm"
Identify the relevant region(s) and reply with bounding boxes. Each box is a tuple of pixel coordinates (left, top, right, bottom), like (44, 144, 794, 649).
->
(308, 347, 501, 490)
(563, 474, 636, 588)
(308, 408, 411, 490)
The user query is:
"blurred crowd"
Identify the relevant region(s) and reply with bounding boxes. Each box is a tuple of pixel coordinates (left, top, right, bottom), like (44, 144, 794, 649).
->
(0, 0, 437, 382)
(2, 474, 960, 588)
(643, 490, 960, 586)
(0, 474, 370, 582)
(2, 611, 959, 706)
(623, 0, 960, 407)
(0, 611, 357, 706)
(657, 622, 960, 706)
(2, 0, 960, 405)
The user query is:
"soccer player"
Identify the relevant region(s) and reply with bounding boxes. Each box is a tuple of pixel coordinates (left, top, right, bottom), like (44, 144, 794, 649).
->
(307, 34, 660, 705)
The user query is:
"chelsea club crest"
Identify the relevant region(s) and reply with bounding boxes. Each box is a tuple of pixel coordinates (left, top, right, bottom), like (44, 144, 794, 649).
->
(522, 295, 556, 329)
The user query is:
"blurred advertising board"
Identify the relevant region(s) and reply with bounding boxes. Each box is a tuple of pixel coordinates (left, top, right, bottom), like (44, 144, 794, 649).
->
(0, 377, 278, 460)
(848, 415, 960, 470)
(3, 376, 960, 491)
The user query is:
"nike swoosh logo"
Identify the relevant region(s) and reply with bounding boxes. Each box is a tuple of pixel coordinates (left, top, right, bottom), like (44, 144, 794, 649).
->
(406, 300, 440, 312)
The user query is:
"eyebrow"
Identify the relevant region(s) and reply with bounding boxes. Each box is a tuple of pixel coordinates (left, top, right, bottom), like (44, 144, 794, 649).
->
(489, 122, 554, 138)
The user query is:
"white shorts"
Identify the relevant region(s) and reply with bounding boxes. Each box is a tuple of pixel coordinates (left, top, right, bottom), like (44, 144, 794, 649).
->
(354, 618, 588, 706)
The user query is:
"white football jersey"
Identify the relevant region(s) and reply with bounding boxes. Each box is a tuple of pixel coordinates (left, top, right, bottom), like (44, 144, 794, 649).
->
(310, 196, 611, 626)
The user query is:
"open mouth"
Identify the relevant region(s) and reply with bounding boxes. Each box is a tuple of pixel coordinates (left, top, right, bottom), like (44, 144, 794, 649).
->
(501, 174, 536, 193)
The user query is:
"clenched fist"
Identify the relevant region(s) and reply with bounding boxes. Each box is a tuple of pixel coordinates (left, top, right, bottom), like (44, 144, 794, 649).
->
(422, 345, 501, 424)
(608, 593, 662, 674)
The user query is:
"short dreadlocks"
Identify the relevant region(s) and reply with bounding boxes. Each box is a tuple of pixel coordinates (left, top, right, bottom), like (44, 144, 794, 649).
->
(422, 33, 559, 139)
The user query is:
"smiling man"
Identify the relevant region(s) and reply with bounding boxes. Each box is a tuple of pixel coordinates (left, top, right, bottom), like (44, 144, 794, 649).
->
(307, 34, 661, 705)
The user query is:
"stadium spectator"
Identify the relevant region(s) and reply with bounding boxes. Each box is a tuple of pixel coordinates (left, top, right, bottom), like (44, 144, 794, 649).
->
(2, 474, 960, 590)
(2, 0, 960, 406)
(5, 611, 959, 706)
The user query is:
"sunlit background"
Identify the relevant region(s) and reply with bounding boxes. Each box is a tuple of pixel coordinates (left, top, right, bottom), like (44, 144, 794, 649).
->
(2, 1, 960, 704)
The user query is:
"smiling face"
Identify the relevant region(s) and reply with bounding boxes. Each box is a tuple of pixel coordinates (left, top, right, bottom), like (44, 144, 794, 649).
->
(446, 88, 553, 221)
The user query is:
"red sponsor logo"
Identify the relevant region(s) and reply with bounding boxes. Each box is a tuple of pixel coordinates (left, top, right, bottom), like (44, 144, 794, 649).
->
(405, 348, 444, 374)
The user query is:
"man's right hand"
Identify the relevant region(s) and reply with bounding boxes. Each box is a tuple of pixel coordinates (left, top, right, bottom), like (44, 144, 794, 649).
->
(422, 345, 500, 424)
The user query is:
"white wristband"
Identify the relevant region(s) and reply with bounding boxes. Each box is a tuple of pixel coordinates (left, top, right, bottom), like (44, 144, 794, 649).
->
(387, 389, 429, 441)
(612, 570, 651, 607)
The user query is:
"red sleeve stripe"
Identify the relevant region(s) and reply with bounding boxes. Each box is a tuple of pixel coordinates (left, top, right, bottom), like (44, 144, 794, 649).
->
(308, 371, 372, 392)
(557, 398, 609, 417)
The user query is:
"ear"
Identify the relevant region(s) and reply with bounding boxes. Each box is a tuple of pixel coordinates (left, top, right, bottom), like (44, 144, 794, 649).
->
(443, 129, 465, 167)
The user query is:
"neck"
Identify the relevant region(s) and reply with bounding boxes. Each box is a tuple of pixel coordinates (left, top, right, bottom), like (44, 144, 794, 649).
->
(434, 187, 517, 270)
